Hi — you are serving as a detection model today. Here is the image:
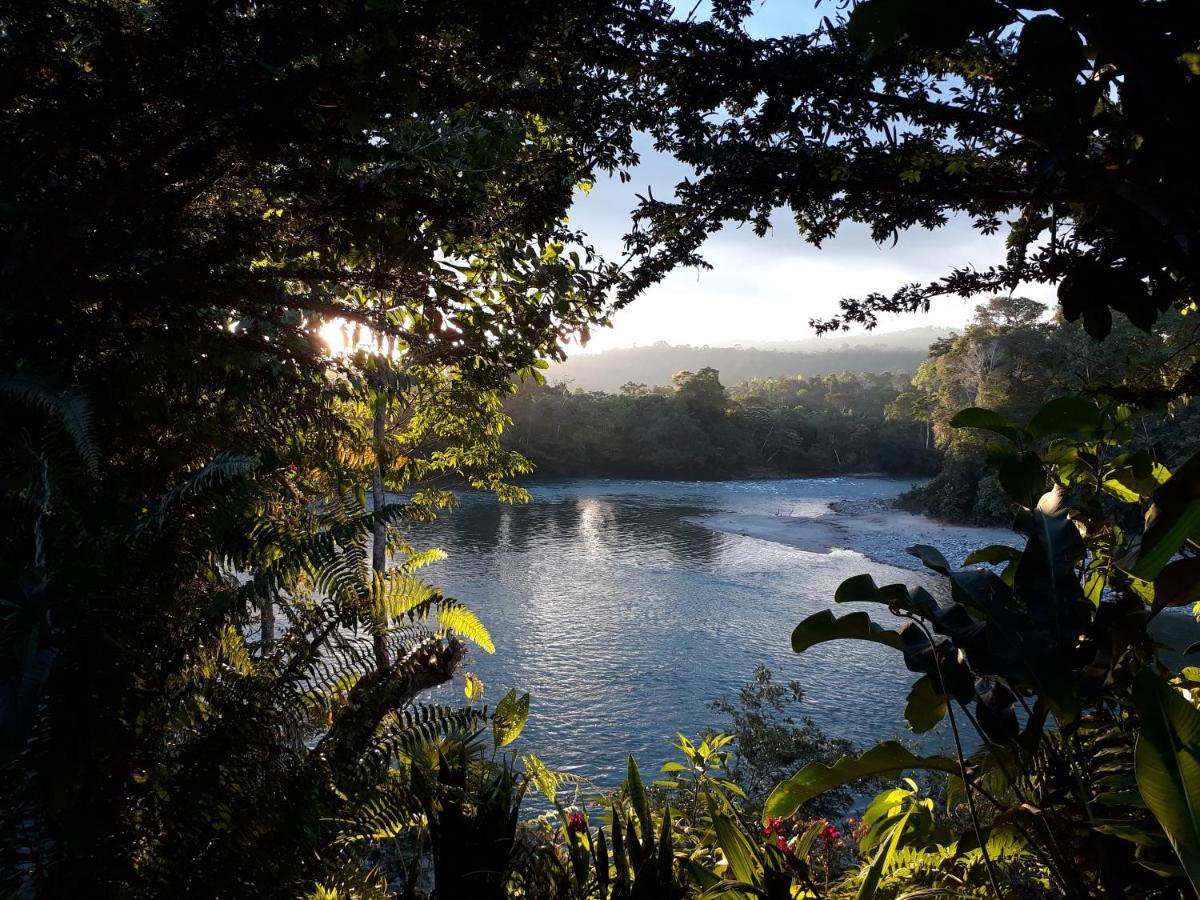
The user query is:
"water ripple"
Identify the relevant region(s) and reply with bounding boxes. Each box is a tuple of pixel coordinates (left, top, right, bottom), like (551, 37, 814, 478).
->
(420, 477, 948, 784)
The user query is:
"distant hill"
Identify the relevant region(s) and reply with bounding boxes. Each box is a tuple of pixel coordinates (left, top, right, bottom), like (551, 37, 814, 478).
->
(550, 328, 949, 392)
(731, 325, 950, 353)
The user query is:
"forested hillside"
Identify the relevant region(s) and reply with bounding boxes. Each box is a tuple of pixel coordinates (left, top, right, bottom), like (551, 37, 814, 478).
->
(889, 297, 1200, 523)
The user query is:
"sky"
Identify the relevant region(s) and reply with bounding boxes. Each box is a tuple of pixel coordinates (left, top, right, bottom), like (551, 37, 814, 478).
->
(566, 2, 1056, 354)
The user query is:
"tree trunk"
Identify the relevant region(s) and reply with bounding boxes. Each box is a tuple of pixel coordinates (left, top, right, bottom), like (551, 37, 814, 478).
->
(260, 597, 274, 648)
(371, 399, 390, 670)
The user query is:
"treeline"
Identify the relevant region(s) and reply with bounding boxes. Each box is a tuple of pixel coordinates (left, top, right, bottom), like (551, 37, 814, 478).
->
(508, 296, 1200, 505)
(504, 368, 940, 479)
(889, 296, 1200, 523)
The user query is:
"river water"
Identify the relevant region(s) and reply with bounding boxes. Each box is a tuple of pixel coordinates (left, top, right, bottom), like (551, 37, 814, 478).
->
(415, 477, 972, 785)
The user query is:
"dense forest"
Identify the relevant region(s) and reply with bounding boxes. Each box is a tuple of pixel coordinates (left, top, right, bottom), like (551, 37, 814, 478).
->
(507, 295, 1200, 500)
(7, 2, 1200, 899)
(505, 369, 939, 478)
(891, 297, 1200, 523)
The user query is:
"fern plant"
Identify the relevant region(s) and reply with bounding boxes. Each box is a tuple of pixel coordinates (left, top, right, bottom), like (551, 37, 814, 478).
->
(1, 365, 508, 895)
(0, 0, 652, 888)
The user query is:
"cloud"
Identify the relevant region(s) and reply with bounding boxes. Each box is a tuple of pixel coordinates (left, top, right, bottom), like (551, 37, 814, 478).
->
(571, 174, 1055, 353)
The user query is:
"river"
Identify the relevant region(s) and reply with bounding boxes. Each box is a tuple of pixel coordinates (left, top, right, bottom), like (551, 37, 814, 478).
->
(418, 477, 975, 784)
(416, 476, 1197, 788)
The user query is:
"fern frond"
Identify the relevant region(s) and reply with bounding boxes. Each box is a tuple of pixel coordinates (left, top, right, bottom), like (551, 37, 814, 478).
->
(194, 625, 257, 679)
(136, 452, 260, 534)
(330, 774, 425, 844)
(396, 547, 446, 572)
(370, 570, 438, 630)
(371, 578, 493, 653)
(0, 376, 100, 475)
(367, 705, 484, 767)
(430, 600, 493, 653)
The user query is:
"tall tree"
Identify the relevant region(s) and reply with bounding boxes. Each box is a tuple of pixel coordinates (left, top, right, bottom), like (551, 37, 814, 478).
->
(0, 1, 662, 894)
(890, 298, 1200, 522)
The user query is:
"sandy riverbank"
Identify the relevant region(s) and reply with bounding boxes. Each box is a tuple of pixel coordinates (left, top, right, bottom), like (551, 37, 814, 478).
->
(685, 498, 1021, 573)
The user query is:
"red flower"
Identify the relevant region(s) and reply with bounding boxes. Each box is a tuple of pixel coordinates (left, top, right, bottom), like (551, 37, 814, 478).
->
(821, 823, 841, 845)
(762, 816, 785, 836)
(775, 834, 789, 853)
(566, 811, 586, 836)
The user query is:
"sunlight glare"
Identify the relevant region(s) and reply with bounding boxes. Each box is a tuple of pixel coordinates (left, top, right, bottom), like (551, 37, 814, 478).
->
(319, 317, 392, 358)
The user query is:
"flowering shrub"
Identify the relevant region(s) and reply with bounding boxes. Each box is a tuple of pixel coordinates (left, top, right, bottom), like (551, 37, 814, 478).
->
(566, 811, 587, 837)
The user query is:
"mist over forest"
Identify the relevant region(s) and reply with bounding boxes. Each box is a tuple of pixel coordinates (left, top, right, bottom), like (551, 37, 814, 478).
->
(551, 326, 948, 391)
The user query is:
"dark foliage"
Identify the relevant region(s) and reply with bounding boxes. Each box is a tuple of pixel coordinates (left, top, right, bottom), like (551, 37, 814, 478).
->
(505, 368, 939, 479)
(0, 1, 660, 894)
(710, 665, 856, 816)
(890, 297, 1200, 524)
(624, 1, 1200, 355)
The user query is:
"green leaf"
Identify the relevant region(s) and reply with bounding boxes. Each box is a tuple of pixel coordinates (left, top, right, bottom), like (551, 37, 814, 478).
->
(1102, 478, 1143, 503)
(1041, 441, 1079, 465)
(522, 753, 557, 803)
(861, 784, 916, 843)
(834, 574, 909, 605)
(1027, 396, 1101, 439)
(1134, 451, 1200, 580)
(626, 755, 653, 842)
(764, 741, 958, 819)
(834, 574, 938, 617)
(904, 674, 948, 733)
(1133, 668, 1200, 893)
(791, 610, 903, 655)
(950, 406, 1021, 442)
(594, 825, 610, 897)
(963, 544, 1022, 567)
(657, 802, 674, 887)
(997, 450, 1047, 507)
(856, 808, 914, 900)
(1014, 509, 1085, 617)
(907, 544, 950, 575)
(492, 689, 529, 748)
(1093, 819, 1169, 847)
(1137, 858, 1185, 878)
(793, 820, 824, 860)
(679, 858, 722, 892)
(713, 812, 762, 886)
(1153, 557, 1200, 613)
(1110, 451, 1170, 497)
(610, 806, 628, 879)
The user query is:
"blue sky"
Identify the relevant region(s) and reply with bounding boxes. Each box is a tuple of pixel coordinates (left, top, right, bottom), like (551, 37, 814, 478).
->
(567, 1, 1055, 352)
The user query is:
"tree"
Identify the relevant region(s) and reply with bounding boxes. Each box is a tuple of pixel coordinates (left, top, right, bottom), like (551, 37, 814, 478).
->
(972, 295, 1048, 330)
(672, 367, 728, 420)
(624, 1, 1200, 354)
(0, 1, 662, 894)
(893, 298, 1200, 523)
